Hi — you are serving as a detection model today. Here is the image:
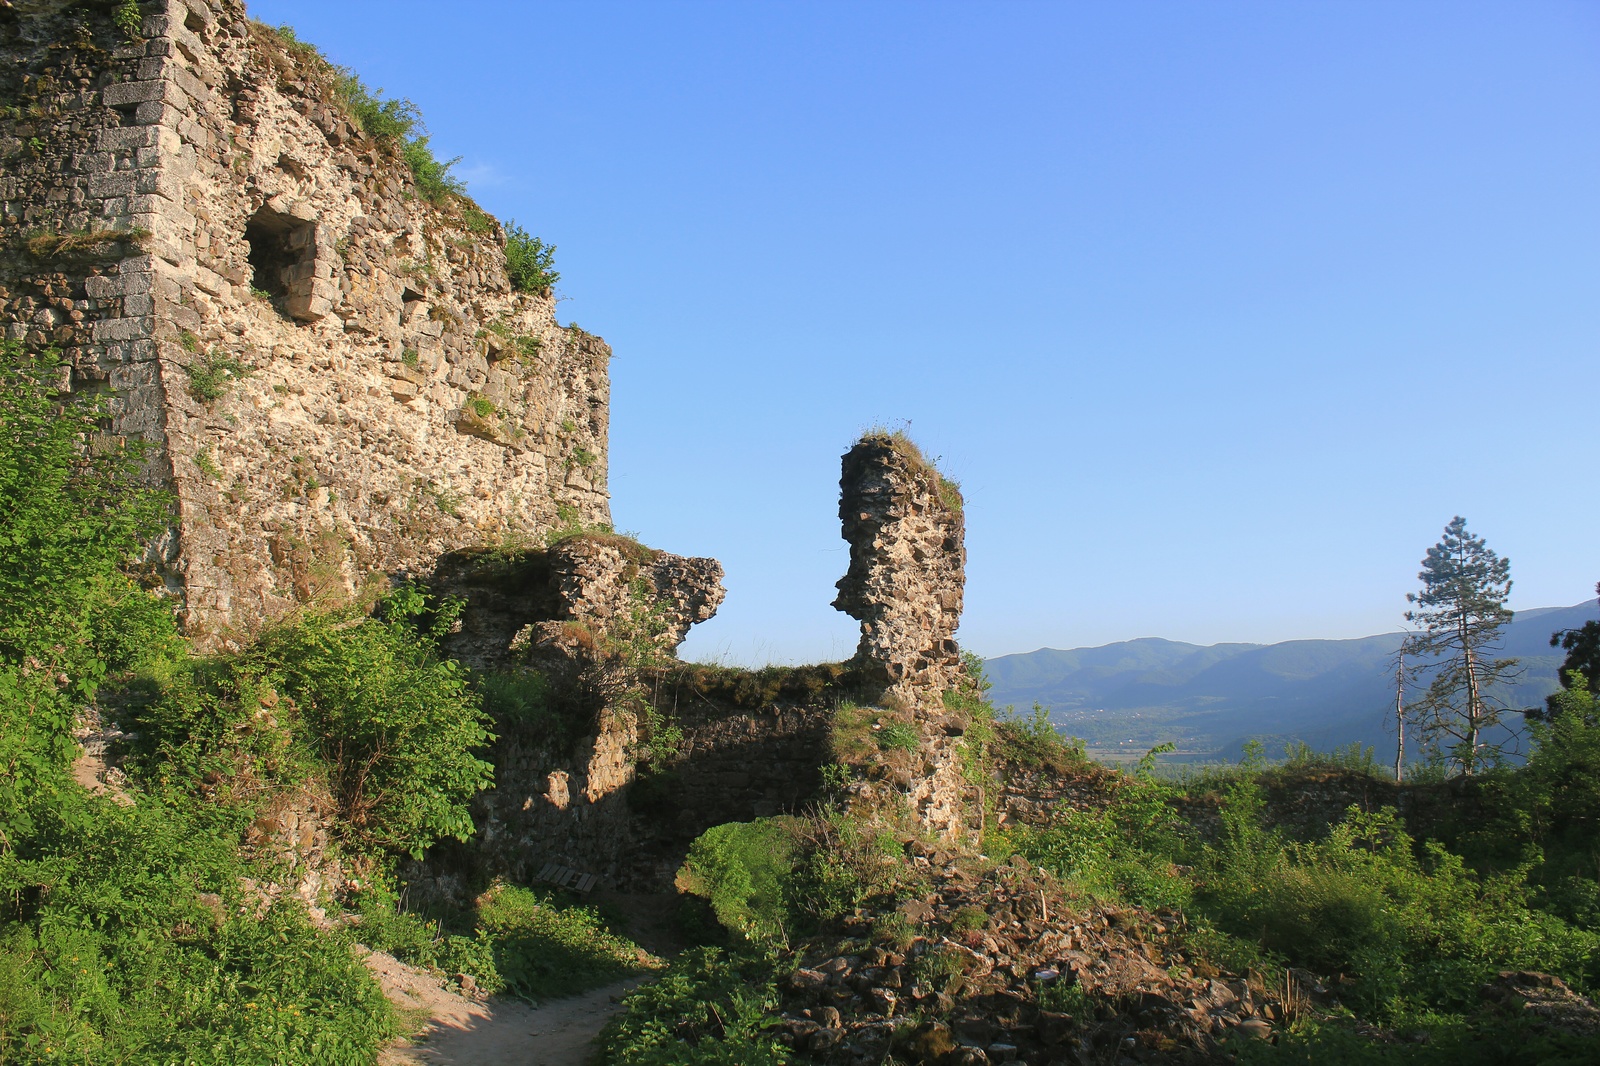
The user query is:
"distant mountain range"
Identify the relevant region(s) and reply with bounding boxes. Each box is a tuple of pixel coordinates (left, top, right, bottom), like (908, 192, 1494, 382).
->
(983, 602, 1600, 763)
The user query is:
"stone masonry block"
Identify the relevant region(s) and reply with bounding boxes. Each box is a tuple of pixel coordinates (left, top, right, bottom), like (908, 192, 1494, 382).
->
(73, 152, 115, 173)
(101, 80, 164, 107)
(92, 316, 152, 342)
(84, 275, 126, 299)
(96, 125, 162, 151)
(118, 271, 154, 296)
(88, 171, 137, 197)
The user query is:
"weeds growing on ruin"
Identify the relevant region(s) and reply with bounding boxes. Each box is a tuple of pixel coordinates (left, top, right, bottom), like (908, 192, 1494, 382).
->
(24, 226, 149, 258)
(112, 0, 142, 42)
(183, 348, 253, 403)
(261, 22, 467, 207)
(504, 222, 559, 295)
(0, 341, 400, 1062)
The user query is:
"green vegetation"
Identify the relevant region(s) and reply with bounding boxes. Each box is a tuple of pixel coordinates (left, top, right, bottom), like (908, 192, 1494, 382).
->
(1, 799, 395, 1062)
(0, 338, 657, 1059)
(596, 948, 788, 1066)
(262, 23, 464, 206)
(994, 701, 1088, 771)
(193, 446, 222, 480)
(184, 348, 253, 403)
(0, 341, 398, 1061)
(1402, 516, 1519, 774)
(504, 223, 559, 295)
(24, 227, 149, 259)
(131, 586, 493, 860)
(858, 427, 963, 512)
(676, 820, 798, 943)
(996, 722, 1600, 1059)
(112, 0, 142, 42)
(357, 882, 652, 1002)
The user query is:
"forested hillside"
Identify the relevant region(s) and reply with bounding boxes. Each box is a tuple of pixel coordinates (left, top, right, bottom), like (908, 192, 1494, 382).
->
(986, 602, 1599, 759)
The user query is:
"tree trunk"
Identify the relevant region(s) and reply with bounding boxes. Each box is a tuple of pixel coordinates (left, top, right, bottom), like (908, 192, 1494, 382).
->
(1462, 616, 1482, 776)
(1395, 643, 1408, 784)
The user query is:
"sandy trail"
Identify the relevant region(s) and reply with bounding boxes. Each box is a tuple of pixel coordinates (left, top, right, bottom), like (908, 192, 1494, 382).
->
(368, 950, 641, 1066)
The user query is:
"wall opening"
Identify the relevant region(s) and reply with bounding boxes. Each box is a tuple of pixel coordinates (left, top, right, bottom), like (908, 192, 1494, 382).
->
(244, 206, 324, 322)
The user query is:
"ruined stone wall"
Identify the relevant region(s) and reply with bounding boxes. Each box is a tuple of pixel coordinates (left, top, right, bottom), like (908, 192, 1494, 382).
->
(423, 431, 983, 889)
(834, 434, 966, 710)
(430, 534, 726, 669)
(471, 693, 834, 892)
(0, 0, 611, 643)
(833, 434, 973, 840)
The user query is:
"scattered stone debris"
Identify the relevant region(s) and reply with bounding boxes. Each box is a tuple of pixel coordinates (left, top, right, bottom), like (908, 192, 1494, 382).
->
(775, 845, 1290, 1065)
(1481, 970, 1600, 1037)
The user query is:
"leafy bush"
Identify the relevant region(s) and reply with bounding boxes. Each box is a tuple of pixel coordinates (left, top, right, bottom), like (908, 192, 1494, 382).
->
(184, 348, 252, 402)
(244, 588, 493, 857)
(994, 702, 1086, 771)
(476, 883, 651, 1000)
(596, 948, 790, 1066)
(0, 340, 393, 1059)
(0, 342, 178, 834)
(1008, 774, 1191, 911)
(355, 878, 651, 1002)
(788, 812, 910, 926)
(1197, 801, 1600, 1016)
(0, 790, 393, 1063)
(1283, 739, 1384, 777)
(504, 222, 559, 295)
(132, 587, 494, 860)
(331, 71, 464, 205)
(676, 820, 798, 943)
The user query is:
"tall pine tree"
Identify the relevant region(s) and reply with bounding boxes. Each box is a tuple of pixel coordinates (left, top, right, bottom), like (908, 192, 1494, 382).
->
(1402, 516, 1519, 775)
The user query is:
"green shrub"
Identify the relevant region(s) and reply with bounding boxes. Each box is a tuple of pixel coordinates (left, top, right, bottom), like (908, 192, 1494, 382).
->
(0, 340, 397, 1063)
(596, 948, 790, 1066)
(112, 0, 142, 41)
(1282, 739, 1384, 777)
(994, 702, 1086, 771)
(789, 812, 910, 926)
(1008, 754, 1191, 910)
(184, 348, 253, 402)
(477, 883, 650, 1001)
(332, 70, 463, 205)
(245, 587, 492, 858)
(131, 587, 494, 860)
(504, 222, 559, 295)
(676, 820, 798, 943)
(949, 905, 987, 933)
(873, 911, 918, 949)
(1196, 803, 1600, 1016)
(0, 342, 178, 834)
(910, 943, 968, 992)
(0, 790, 394, 1063)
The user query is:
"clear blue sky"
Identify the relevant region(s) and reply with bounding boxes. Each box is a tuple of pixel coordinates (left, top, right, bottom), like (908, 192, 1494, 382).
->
(251, 0, 1600, 665)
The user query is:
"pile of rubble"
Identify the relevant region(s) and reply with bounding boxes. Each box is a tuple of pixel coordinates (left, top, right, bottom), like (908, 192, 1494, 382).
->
(771, 845, 1295, 1065)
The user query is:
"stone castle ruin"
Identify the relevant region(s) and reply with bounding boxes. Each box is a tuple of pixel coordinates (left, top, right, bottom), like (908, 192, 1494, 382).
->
(4, 0, 977, 890)
(1, 0, 610, 641)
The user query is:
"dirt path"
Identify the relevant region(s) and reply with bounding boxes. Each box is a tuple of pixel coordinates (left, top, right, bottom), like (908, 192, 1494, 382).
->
(368, 950, 641, 1066)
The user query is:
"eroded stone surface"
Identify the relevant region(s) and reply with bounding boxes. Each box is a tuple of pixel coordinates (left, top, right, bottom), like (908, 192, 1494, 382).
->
(0, 0, 610, 644)
(429, 535, 725, 669)
(834, 435, 966, 710)
(833, 434, 972, 839)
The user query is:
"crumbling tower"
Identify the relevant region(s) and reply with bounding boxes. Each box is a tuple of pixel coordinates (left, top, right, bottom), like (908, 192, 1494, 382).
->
(834, 432, 967, 710)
